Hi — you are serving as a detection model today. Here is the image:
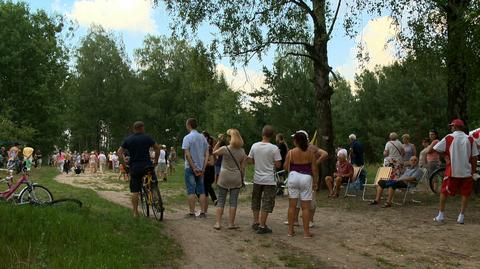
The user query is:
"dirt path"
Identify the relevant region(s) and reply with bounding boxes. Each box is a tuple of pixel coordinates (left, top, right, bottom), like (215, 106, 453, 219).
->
(55, 173, 480, 268)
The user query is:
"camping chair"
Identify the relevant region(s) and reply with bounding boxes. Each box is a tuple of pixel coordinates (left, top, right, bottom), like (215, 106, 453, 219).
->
(396, 168, 429, 205)
(362, 167, 392, 201)
(344, 166, 364, 197)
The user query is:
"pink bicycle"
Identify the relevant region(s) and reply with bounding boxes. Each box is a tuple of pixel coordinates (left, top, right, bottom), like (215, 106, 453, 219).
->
(0, 167, 53, 205)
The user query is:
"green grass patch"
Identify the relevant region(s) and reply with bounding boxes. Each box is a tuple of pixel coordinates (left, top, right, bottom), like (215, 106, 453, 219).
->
(0, 167, 182, 269)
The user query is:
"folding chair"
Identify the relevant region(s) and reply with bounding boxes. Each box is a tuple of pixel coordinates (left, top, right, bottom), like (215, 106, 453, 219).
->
(362, 167, 392, 201)
(344, 166, 363, 197)
(399, 168, 429, 205)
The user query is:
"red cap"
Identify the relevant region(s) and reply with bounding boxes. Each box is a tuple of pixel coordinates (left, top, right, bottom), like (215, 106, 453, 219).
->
(449, 119, 465, 127)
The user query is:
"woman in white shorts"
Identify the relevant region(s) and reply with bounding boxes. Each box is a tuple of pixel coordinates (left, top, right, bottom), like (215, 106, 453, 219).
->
(284, 131, 318, 238)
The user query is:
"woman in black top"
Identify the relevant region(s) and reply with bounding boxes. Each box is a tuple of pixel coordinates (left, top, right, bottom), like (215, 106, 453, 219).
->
(202, 132, 218, 211)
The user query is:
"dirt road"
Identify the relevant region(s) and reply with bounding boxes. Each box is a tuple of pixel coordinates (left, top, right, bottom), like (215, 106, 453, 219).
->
(56, 173, 480, 269)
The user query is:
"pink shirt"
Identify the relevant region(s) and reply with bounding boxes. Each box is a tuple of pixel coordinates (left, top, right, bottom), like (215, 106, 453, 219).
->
(426, 140, 440, 162)
(335, 161, 353, 177)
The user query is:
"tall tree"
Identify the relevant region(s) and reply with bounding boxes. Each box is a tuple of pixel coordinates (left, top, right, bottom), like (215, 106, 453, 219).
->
(347, 0, 479, 124)
(159, 0, 345, 178)
(0, 1, 69, 151)
(68, 26, 135, 151)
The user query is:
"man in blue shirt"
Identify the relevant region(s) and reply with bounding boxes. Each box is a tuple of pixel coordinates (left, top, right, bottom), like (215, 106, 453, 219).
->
(348, 134, 366, 189)
(182, 118, 209, 218)
(118, 121, 160, 217)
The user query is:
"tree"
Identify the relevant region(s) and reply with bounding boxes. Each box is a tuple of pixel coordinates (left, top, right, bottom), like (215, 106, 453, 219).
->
(0, 1, 69, 152)
(67, 26, 136, 151)
(159, 0, 345, 178)
(347, 0, 480, 125)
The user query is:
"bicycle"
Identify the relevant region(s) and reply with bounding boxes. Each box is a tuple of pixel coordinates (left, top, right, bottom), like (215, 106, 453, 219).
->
(429, 161, 480, 194)
(0, 167, 53, 205)
(140, 165, 164, 221)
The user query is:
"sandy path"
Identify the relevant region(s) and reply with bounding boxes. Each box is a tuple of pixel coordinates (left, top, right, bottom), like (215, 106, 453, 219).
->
(55, 173, 480, 268)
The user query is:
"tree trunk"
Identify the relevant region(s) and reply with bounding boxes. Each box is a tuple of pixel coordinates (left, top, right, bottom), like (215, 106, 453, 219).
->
(446, 0, 470, 123)
(313, 0, 335, 187)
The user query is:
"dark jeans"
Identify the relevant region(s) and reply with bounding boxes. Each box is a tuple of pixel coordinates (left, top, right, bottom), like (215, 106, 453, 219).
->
(203, 165, 217, 202)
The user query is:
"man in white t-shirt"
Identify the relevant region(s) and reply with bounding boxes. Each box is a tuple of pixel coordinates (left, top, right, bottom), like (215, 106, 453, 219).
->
(433, 119, 479, 224)
(98, 151, 107, 174)
(469, 127, 480, 180)
(156, 145, 167, 182)
(248, 125, 282, 234)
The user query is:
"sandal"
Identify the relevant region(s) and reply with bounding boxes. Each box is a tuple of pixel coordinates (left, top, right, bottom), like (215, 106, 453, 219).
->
(382, 203, 392, 208)
(369, 200, 378, 205)
(227, 225, 240, 230)
(213, 224, 221, 230)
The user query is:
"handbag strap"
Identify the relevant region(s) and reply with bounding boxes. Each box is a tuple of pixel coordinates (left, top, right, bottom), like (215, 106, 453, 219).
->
(389, 141, 402, 156)
(226, 146, 245, 187)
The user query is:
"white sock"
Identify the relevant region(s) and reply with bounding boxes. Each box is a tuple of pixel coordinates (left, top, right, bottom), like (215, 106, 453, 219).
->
(436, 211, 444, 220)
(457, 213, 465, 223)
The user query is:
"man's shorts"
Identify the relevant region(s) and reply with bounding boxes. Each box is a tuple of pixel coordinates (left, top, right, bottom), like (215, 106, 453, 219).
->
(378, 179, 408, 190)
(185, 168, 205, 195)
(441, 177, 473, 197)
(129, 164, 157, 193)
(157, 162, 167, 172)
(251, 183, 276, 213)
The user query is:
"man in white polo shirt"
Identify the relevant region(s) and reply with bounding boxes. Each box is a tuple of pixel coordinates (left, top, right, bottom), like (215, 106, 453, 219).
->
(433, 119, 479, 224)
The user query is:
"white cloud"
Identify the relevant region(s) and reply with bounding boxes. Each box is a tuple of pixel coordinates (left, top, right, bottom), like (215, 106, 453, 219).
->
(68, 0, 157, 33)
(216, 64, 266, 94)
(336, 16, 399, 82)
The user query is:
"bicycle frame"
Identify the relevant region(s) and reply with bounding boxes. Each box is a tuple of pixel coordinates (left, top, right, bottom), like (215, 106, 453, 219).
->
(0, 169, 29, 201)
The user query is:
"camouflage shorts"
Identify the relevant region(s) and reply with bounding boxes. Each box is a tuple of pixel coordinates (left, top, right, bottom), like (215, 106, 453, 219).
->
(251, 184, 277, 213)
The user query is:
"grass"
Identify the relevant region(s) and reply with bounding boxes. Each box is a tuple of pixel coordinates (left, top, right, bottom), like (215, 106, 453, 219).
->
(0, 167, 182, 269)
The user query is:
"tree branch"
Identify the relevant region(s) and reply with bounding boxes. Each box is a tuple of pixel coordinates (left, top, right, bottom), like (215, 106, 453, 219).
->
(329, 67, 339, 82)
(286, 52, 317, 61)
(288, 0, 320, 29)
(327, 0, 342, 38)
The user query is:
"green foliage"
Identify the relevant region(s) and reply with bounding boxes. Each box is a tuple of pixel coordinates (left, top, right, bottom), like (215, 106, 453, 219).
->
(66, 32, 253, 151)
(253, 53, 449, 162)
(0, 1, 69, 152)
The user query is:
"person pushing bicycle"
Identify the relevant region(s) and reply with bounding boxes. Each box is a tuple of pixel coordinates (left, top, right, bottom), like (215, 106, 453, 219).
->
(118, 121, 160, 217)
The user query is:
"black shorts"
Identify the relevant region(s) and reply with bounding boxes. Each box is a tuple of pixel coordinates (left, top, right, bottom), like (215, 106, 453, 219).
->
(129, 164, 157, 193)
(378, 180, 408, 190)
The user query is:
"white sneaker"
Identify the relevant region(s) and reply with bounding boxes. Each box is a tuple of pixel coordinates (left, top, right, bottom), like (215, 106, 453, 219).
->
(473, 173, 480, 181)
(433, 216, 444, 223)
(309, 221, 315, 228)
(457, 214, 465, 225)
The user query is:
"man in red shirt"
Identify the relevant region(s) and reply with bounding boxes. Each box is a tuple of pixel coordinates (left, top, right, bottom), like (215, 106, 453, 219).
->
(433, 119, 479, 224)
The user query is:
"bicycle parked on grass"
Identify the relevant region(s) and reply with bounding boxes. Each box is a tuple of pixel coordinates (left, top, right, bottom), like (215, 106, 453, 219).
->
(429, 161, 480, 194)
(140, 165, 164, 221)
(0, 167, 53, 205)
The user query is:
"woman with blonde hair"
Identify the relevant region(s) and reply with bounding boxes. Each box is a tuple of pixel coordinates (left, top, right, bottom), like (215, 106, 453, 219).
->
(212, 128, 247, 230)
(402, 134, 417, 166)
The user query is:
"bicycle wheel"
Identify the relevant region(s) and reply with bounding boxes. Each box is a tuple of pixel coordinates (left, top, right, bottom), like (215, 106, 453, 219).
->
(140, 188, 149, 217)
(429, 168, 445, 194)
(19, 184, 53, 205)
(151, 183, 164, 221)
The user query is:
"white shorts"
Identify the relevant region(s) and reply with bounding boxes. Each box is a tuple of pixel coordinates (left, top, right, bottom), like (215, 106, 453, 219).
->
(287, 171, 313, 201)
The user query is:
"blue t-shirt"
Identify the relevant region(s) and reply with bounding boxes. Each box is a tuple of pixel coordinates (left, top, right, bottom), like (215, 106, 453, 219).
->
(350, 140, 364, 166)
(121, 133, 155, 167)
(182, 130, 208, 170)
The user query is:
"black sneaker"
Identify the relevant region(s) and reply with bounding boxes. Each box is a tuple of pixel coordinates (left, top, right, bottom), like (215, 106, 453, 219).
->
(256, 226, 272, 234)
(198, 213, 206, 218)
(251, 223, 260, 231)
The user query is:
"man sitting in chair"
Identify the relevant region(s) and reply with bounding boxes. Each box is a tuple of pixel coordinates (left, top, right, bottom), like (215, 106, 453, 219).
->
(370, 156, 423, 207)
(326, 149, 354, 198)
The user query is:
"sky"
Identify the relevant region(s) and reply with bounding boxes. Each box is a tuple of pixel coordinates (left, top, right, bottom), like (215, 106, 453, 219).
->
(18, 0, 398, 92)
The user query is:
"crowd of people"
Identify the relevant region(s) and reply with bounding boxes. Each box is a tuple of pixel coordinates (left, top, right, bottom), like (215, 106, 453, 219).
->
(116, 118, 480, 237)
(0, 143, 42, 171)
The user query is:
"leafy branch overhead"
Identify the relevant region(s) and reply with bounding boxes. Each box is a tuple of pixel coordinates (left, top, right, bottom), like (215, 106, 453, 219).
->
(159, 0, 343, 66)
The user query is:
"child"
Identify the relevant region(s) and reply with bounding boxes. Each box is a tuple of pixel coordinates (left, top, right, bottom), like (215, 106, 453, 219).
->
(119, 163, 127, 181)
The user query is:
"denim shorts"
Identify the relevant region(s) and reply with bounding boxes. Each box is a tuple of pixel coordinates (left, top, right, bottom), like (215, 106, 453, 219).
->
(185, 168, 205, 195)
